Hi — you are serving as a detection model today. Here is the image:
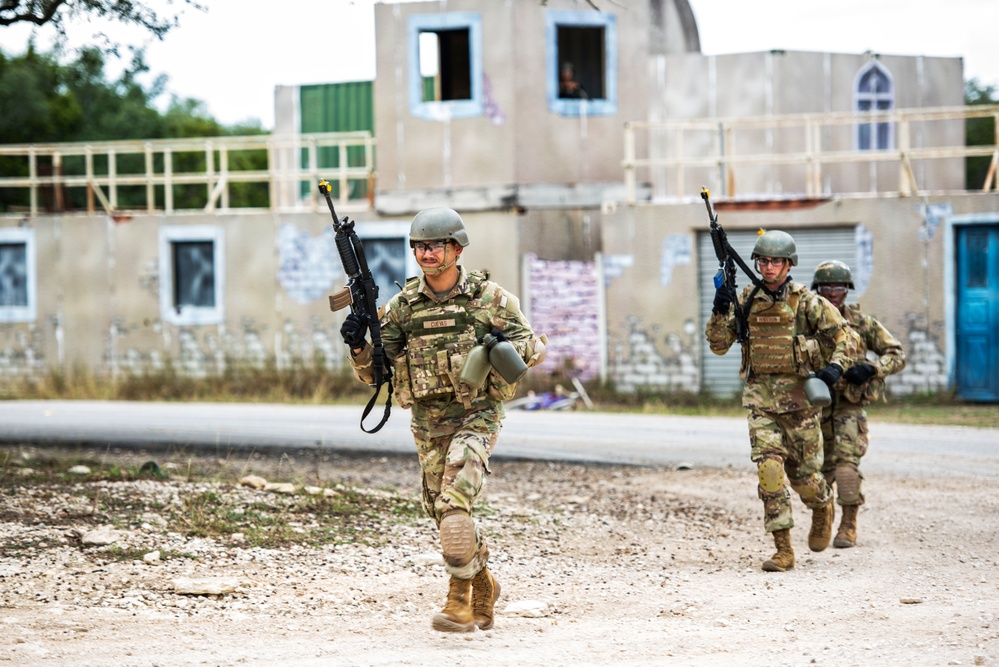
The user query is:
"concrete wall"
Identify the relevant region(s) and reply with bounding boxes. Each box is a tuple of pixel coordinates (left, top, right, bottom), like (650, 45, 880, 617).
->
(0, 208, 531, 381)
(651, 51, 965, 197)
(6, 193, 998, 396)
(371, 0, 692, 212)
(600, 193, 999, 395)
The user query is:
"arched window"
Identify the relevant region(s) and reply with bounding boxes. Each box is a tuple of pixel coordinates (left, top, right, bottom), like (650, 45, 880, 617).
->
(854, 60, 894, 151)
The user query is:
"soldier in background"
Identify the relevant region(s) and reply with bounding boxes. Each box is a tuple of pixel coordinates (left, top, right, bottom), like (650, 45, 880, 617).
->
(705, 230, 859, 572)
(811, 260, 906, 548)
(341, 208, 547, 633)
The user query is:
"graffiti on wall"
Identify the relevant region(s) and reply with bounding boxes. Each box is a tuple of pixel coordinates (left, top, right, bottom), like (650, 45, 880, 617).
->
(890, 312, 947, 395)
(660, 234, 692, 286)
(106, 317, 342, 379)
(277, 224, 340, 304)
(610, 317, 699, 393)
(0, 325, 44, 383)
(526, 255, 600, 382)
(853, 224, 874, 297)
(483, 73, 507, 125)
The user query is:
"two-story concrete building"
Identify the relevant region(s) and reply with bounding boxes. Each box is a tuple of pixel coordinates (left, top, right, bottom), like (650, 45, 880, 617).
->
(2, 0, 997, 400)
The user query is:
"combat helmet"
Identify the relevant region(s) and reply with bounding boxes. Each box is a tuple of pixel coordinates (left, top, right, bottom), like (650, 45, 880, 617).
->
(751, 230, 798, 266)
(811, 259, 855, 290)
(409, 208, 470, 247)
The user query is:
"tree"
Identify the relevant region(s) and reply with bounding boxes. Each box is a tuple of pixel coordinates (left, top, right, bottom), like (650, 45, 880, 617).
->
(0, 44, 268, 212)
(0, 1, 205, 43)
(965, 78, 998, 191)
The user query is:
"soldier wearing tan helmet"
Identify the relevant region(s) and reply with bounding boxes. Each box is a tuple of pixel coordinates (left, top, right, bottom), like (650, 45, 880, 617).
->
(341, 207, 547, 633)
(706, 230, 860, 572)
(811, 259, 906, 548)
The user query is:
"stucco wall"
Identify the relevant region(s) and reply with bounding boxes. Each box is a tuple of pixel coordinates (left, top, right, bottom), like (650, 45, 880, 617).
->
(600, 193, 999, 395)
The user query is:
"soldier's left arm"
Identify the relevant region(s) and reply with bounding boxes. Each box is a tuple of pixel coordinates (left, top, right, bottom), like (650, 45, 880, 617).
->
(480, 282, 548, 368)
(863, 315, 907, 377)
(804, 291, 859, 370)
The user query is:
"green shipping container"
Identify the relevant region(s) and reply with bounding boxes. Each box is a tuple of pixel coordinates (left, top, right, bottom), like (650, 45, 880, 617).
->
(300, 81, 374, 200)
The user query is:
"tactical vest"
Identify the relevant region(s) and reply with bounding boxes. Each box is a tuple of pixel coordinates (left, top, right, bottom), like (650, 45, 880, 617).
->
(398, 272, 487, 400)
(746, 292, 800, 375)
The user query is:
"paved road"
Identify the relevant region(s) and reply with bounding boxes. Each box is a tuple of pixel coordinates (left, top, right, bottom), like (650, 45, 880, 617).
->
(1, 400, 997, 478)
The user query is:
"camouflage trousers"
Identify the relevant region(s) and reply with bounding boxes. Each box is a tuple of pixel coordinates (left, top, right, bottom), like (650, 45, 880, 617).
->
(748, 407, 832, 533)
(411, 398, 502, 579)
(820, 400, 868, 506)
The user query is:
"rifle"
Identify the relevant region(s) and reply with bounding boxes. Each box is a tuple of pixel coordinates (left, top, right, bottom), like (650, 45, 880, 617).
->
(319, 179, 392, 433)
(701, 187, 762, 344)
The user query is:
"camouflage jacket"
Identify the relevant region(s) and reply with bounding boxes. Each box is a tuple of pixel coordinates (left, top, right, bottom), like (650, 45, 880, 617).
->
(832, 303, 907, 405)
(348, 266, 547, 411)
(705, 280, 860, 413)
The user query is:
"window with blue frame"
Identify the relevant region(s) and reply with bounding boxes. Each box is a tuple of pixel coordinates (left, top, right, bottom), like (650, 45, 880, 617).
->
(159, 226, 225, 326)
(546, 10, 617, 117)
(855, 61, 894, 151)
(0, 228, 36, 323)
(408, 12, 483, 120)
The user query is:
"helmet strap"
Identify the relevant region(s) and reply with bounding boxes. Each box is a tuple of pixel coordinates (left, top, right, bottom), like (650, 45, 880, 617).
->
(420, 244, 458, 277)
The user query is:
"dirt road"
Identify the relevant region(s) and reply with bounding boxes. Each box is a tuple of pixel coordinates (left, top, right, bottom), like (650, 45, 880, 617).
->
(1, 443, 997, 666)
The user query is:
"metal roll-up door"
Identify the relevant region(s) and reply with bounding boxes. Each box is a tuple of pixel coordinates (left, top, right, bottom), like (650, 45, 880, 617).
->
(697, 226, 858, 397)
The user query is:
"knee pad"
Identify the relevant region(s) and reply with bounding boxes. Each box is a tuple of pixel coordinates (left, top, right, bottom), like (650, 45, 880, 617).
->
(440, 510, 476, 567)
(835, 462, 862, 504)
(758, 457, 785, 494)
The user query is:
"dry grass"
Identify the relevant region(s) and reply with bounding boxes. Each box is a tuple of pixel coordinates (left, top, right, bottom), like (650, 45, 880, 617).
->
(1, 361, 995, 428)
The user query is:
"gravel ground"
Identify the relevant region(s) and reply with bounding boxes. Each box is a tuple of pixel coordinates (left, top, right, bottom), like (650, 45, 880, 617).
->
(1, 443, 997, 667)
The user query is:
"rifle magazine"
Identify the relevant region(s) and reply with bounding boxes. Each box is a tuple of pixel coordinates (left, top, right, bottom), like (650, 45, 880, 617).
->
(329, 288, 353, 312)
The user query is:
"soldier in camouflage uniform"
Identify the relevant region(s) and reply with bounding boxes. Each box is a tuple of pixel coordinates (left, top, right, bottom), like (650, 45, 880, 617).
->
(811, 260, 906, 548)
(705, 230, 859, 572)
(341, 208, 547, 633)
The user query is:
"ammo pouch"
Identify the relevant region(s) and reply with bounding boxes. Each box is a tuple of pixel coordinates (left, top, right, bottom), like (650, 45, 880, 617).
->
(485, 369, 518, 401)
(793, 335, 823, 377)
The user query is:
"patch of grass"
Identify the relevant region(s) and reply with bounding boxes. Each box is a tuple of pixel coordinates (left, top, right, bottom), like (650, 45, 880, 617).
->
(1, 446, 428, 554)
(1, 357, 371, 404)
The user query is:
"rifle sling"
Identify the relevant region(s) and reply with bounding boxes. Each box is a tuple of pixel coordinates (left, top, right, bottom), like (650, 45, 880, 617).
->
(726, 240, 766, 290)
(360, 376, 393, 434)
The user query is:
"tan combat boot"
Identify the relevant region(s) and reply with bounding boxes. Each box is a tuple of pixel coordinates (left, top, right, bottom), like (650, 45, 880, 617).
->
(431, 576, 475, 633)
(808, 500, 835, 552)
(762, 529, 795, 572)
(472, 566, 501, 630)
(834, 504, 859, 548)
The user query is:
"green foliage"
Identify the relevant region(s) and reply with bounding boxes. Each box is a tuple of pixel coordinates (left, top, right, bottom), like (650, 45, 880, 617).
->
(0, 43, 268, 211)
(964, 78, 998, 190)
(0, 1, 204, 44)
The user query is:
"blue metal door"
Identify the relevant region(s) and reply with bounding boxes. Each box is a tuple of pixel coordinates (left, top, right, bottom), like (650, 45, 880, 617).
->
(955, 225, 999, 401)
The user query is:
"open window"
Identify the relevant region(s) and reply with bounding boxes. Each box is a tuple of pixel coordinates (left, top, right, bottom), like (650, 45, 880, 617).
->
(356, 221, 417, 306)
(855, 61, 895, 151)
(0, 228, 36, 323)
(546, 10, 617, 117)
(408, 12, 483, 120)
(159, 225, 225, 326)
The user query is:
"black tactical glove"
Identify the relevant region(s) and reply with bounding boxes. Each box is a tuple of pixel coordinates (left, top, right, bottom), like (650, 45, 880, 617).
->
(490, 328, 509, 343)
(844, 363, 877, 385)
(340, 312, 368, 349)
(814, 363, 843, 388)
(712, 286, 736, 315)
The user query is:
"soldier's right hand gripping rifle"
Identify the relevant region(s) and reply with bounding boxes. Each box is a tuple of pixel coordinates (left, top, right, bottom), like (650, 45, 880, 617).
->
(319, 179, 392, 434)
(701, 187, 762, 344)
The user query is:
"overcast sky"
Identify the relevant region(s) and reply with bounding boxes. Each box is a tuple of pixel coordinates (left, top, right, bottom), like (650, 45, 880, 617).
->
(1, 0, 996, 130)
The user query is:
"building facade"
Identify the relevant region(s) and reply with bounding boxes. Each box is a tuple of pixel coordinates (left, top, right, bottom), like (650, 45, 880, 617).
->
(2, 0, 997, 400)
